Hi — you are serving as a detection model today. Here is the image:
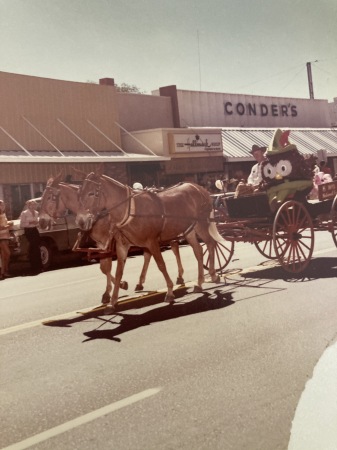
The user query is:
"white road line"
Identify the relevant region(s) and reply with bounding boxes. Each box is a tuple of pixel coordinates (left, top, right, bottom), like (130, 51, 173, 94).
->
(288, 342, 337, 450)
(0, 247, 334, 337)
(0, 306, 101, 336)
(0, 276, 99, 300)
(0, 282, 198, 337)
(1, 388, 161, 450)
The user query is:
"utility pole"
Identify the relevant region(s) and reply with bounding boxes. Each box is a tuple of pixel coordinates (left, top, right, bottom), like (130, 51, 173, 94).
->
(306, 61, 317, 99)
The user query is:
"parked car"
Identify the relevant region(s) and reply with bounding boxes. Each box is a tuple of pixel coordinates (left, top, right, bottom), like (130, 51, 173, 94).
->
(9, 198, 82, 270)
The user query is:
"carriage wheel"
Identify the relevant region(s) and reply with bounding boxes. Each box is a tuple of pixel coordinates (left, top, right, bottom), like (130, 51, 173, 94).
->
(331, 195, 337, 247)
(202, 239, 234, 273)
(254, 238, 277, 259)
(273, 200, 314, 273)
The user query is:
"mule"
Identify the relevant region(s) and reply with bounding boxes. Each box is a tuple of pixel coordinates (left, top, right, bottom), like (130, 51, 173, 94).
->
(76, 171, 224, 312)
(39, 175, 185, 304)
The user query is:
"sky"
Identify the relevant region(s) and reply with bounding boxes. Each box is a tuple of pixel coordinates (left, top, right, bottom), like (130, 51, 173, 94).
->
(1, 0, 337, 101)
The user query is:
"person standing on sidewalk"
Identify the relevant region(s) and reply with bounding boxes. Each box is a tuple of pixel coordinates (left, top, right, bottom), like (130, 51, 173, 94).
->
(0, 200, 13, 279)
(20, 200, 43, 275)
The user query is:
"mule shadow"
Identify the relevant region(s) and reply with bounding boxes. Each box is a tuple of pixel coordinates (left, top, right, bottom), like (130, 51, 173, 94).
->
(242, 257, 337, 282)
(82, 290, 234, 343)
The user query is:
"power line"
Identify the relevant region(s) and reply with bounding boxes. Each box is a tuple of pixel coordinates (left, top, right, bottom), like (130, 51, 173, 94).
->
(235, 63, 304, 90)
(276, 65, 306, 96)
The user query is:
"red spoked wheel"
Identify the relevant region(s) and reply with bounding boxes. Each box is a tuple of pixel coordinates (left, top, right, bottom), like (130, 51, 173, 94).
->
(331, 195, 337, 247)
(273, 200, 314, 273)
(254, 237, 277, 259)
(202, 239, 234, 274)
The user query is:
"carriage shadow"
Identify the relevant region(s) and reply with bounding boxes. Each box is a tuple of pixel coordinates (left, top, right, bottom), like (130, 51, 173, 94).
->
(242, 257, 337, 282)
(82, 290, 234, 343)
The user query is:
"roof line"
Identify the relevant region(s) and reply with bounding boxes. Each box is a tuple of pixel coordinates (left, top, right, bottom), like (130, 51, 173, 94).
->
(0, 126, 33, 156)
(86, 120, 129, 156)
(57, 118, 100, 156)
(22, 116, 65, 156)
(115, 122, 157, 156)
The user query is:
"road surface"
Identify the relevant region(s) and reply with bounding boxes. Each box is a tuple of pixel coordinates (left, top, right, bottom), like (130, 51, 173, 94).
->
(1, 232, 337, 449)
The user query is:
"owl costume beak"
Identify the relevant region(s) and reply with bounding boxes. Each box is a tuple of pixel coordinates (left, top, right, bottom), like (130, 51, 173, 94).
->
(275, 173, 283, 180)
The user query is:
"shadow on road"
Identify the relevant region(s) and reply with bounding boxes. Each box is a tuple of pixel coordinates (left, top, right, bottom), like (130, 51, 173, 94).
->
(242, 257, 337, 283)
(81, 289, 234, 343)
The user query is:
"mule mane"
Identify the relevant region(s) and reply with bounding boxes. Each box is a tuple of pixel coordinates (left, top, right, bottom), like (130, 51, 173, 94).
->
(101, 174, 126, 189)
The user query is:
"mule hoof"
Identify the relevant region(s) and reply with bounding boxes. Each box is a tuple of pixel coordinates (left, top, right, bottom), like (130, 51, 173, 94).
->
(164, 294, 175, 304)
(135, 284, 144, 291)
(176, 277, 184, 285)
(193, 285, 203, 293)
(104, 305, 115, 314)
(101, 293, 110, 304)
(120, 281, 128, 290)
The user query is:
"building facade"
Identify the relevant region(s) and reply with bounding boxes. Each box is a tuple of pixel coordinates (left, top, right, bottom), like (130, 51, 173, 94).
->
(1, 72, 336, 218)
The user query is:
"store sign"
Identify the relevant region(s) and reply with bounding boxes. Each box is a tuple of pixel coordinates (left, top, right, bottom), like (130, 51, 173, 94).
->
(224, 101, 298, 118)
(165, 156, 223, 174)
(172, 133, 222, 153)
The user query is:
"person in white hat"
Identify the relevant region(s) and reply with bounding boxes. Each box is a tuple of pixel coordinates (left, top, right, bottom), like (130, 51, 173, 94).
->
(247, 145, 267, 186)
(132, 182, 143, 190)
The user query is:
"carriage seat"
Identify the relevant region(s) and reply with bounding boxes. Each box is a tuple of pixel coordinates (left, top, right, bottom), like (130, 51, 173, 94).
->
(225, 193, 271, 218)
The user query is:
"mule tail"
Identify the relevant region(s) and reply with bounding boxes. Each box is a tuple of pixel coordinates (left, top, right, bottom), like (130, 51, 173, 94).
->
(208, 210, 226, 243)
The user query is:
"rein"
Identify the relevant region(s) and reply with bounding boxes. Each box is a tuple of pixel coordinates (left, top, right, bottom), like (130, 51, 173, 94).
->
(81, 177, 135, 228)
(82, 178, 209, 242)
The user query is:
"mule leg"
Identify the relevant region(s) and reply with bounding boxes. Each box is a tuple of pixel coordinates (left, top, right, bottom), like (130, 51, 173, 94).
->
(135, 249, 151, 291)
(106, 241, 130, 313)
(100, 258, 128, 305)
(195, 224, 220, 284)
(100, 258, 113, 304)
(170, 240, 184, 285)
(185, 230, 205, 292)
(147, 243, 175, 304)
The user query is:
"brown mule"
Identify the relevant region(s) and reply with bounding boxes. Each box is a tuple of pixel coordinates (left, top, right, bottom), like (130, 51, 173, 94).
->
(76, 171, 224, 313)
(39, 175, 186, 305)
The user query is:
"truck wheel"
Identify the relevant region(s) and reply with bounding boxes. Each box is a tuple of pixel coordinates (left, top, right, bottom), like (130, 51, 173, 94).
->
(40, 241, 53, 270)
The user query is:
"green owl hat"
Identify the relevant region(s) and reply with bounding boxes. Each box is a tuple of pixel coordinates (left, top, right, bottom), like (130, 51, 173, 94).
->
(266, 129, 297, 156)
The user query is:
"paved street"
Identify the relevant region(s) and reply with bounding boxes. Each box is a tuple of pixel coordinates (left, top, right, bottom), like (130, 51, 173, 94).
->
(1, 233, 337, 450)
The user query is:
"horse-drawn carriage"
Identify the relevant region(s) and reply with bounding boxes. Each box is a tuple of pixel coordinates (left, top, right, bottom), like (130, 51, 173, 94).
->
(39, 129, 337, 310)
(203, 182, 337, 275)
(203, 128, 337, 278)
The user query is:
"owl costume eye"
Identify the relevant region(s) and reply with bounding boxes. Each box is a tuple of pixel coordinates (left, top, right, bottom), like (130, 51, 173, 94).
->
(263, 163, 276, 179)
(276, 160, 292, 177)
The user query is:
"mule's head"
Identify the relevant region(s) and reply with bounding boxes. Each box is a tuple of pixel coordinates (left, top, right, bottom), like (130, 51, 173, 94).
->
(76, 172, 102, 231)
(39, 173, 65, 230)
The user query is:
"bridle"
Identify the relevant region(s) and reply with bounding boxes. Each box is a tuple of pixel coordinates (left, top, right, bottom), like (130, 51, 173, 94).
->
(79, 176, 136, 228)
(41, 185, 62, 219)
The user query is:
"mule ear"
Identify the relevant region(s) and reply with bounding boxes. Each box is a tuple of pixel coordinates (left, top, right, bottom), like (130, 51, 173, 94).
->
(46, 175, 54, 186)
(52, 170, 64, 186)
(71, 166, 87, 180)
(95, 163, 104, 177)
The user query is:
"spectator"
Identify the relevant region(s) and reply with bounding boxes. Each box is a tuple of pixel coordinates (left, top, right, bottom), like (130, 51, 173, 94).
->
(319, 160, 332, 175)
(0, 200, 13, 279)
(247, 145, 267, 186)
(20, 200, 43, 275)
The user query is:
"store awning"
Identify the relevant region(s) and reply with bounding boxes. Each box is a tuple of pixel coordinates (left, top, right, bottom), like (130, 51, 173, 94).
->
(221, 128, 337, 161)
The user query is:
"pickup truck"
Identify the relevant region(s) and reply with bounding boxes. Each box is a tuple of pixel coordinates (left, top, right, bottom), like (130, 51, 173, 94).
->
(9, 198, 81, 270)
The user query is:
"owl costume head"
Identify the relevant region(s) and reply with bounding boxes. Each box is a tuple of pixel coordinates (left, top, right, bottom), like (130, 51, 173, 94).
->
(261, 129, 313, 207)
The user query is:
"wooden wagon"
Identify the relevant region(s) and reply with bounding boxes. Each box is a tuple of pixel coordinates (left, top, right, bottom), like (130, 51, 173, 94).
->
(203, 181, 337, 274)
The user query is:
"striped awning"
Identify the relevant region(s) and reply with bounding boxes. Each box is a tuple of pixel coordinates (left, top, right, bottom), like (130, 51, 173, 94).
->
(221, 128, 337, 161)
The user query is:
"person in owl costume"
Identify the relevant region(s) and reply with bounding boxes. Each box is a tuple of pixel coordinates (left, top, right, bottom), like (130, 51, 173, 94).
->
(261, 129, 314, 210)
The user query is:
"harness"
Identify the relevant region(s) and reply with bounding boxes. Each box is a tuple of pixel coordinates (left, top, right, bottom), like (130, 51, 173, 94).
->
(41, 186, 62, 219)
(81, 178, 211, 244)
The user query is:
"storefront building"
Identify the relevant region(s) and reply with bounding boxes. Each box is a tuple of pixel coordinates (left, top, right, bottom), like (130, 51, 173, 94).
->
(1, 72, 336, 218)
(0, 72, 169, 218)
